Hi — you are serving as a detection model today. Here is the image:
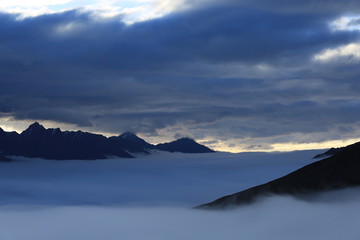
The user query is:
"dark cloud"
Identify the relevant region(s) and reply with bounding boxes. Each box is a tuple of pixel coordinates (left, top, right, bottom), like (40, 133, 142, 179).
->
(0, 2, 360, 150)
(199, 0, 360, 13)
(246, 144, 274, 150)
(0, 7, 349, 72)
(349, 18, 360, 26)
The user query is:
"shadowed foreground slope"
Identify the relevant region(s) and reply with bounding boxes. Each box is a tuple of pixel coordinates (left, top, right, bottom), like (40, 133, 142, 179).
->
(197, 141, 360, 209)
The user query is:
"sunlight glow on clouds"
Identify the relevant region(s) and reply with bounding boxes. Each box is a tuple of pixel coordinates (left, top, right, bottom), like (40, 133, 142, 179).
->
(203, 138, 360, 153)
(313, 43, 360, 63)
(0, 0, 74, 18)
(0, 0, 72, 7)
(0, 0, 188, 23)
(270, 138, 360, 152)
(330, 15, 360, 32)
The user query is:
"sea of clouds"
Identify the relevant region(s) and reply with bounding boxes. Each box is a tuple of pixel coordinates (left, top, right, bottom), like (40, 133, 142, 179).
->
(0, 150, 360, 239)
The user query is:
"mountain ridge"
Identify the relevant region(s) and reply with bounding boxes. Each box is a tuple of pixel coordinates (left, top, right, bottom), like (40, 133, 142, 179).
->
(313, 147, 345, 159)
(196, 141, 360, 209)
(0, 122, 214, 160)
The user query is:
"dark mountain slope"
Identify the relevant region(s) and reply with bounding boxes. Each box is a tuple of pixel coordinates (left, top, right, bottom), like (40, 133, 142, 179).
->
(0, 122, 133, 160)
(155, 138, 214, 153)
(313, 147, 344, 159)
(197, 141, 360, 209)
(0, 123, 214, 160)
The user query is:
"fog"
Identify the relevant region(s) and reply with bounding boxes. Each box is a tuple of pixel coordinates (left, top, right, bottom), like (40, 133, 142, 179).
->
(0, 151, 321, 206)
(0, 150, 360, 239)
(1, 194, 360, 240)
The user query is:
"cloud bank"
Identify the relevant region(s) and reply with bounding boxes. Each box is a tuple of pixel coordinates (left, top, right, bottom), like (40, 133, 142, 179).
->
(1, 151, 360, 240)
(0, 0, 360, 151)
(1, 193, 360, 240)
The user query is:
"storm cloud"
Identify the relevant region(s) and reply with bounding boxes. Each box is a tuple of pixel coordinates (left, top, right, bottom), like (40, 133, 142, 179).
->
(1, 0, 360, 150)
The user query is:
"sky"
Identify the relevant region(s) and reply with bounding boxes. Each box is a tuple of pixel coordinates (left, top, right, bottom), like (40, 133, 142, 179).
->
(0, 0, 360, 152)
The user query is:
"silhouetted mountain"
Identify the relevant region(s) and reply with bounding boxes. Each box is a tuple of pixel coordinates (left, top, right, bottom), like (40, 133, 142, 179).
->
(0, 122, 133, 160)
(197, 141, 360, 209)
(155, 138, 214, 153)
(0, 127, 21, 155)
(0, 123, 214, 160)
(109, 132, 154, 154)
(313, 147, 344, 159)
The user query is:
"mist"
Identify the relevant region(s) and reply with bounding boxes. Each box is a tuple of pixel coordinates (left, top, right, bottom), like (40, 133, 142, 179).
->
(0, 151, 320, 206)
(1, 151, 360, 239)
(1, 193, 360, 240)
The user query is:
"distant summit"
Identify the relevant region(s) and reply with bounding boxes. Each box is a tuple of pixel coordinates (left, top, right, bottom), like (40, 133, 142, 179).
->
(119, 131, 137, 140)
(197, 141, 360, 209)
(156, 138, 214, 153)
(0, 122, 214, 160)
(110, 132, 154, 154)
(21, 122, 46, 136)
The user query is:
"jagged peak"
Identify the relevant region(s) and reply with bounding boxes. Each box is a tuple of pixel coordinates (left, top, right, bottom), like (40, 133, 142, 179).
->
(29, 122, 45, 129)
(22, 122, 46, 134)
(51, 128, 61, 135)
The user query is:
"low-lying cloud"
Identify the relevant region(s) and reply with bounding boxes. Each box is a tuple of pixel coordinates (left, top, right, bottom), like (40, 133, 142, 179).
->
(1, 193, 360, 240)
(1, 152, 360, 239)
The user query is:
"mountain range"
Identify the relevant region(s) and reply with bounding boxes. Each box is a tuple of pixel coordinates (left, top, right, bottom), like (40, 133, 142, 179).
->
(0, 122, 214, 160)
(197, 141, 360, 209)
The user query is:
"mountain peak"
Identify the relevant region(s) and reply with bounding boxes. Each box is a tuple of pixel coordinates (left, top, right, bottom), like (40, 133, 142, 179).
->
(111, 132, 154, 153)
(29, 122, 45, 129)
(0, 122, 214, 159)
(119, 131, 137, 139)
(175, 137, 195, 142)
(156, 137, 214, 153)
(21, 122, 46, 135)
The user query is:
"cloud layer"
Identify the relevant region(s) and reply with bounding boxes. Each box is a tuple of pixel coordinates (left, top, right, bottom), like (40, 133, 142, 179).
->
(0, 0, 360, 150)
(1, 152, 360, 240)
(2, 198, 360, 240)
